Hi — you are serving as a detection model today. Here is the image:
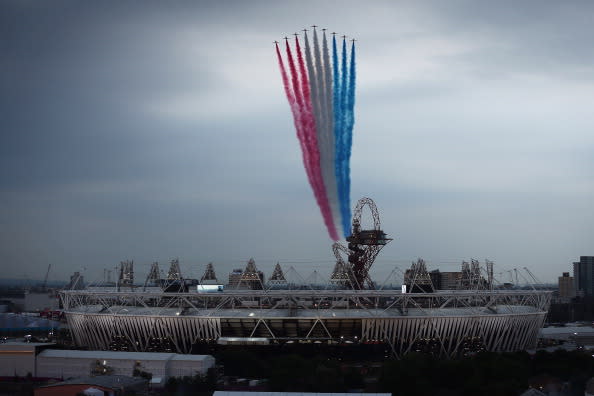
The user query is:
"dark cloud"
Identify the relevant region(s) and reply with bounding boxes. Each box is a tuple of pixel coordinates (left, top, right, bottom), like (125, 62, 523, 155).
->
(0, 0, 592, 283)
(418, 1, 594, 79)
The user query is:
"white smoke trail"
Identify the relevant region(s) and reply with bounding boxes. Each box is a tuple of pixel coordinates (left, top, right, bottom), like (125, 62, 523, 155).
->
(307, 30, 337, 236)
(312, 29, 341, 238)
(304, 32, 322, 154)
(313, 29, 327, 149)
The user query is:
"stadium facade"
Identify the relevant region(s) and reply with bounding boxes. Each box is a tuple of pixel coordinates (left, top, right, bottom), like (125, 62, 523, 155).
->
(60, 287, 550, 358)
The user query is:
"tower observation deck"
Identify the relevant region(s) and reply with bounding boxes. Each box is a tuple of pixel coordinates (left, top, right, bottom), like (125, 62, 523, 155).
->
(346, 197, 392, 289)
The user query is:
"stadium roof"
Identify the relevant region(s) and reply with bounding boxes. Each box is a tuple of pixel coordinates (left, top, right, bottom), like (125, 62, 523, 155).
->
(68, 304, 540, 319)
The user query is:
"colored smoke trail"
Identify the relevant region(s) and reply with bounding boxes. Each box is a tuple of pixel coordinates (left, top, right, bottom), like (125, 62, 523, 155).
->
(322, 31, 342, 237)
(276, 43, 306, 172)
(295, 37, 339, 241)
(309, 29, 341, 240)
(284, 38, 338, 241)
(275, 28, 355, 241)
(275, 43, 294, 111)
(281, 42, 310, 181)
(332, 35, 345, 236)
(306, 31, 333, 239)
(342, 41, 356, 237)
(337, 37, 351, 237)
(312, 29, 328, 155)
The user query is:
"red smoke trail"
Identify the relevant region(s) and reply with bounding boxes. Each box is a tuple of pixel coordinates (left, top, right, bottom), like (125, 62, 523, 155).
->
(278, 43, 314, 189)
(275, 43, 295, 111)
(284, 41, 314, 183)
(280, 39, 338, 241)
(294, 37, 339, 241)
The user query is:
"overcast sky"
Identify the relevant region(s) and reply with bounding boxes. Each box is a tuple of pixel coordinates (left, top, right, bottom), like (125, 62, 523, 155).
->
(1, 0, 592, 285)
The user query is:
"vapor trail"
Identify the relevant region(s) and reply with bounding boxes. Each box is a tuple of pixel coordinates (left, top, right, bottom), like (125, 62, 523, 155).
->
(304, 32, 322, 162)
(276, 43, 306, 168)
(292, 37, 338, 241)
(283, 42, 314, 197)
(342, 40, 356, 237)
(275, 28, 356, 241)
(312, 29, 327, 156)
(312, 29, 339, 240)
(332, 35, 344, 236)
(337, 37, 350, 237)
(322, 31, 342, 238)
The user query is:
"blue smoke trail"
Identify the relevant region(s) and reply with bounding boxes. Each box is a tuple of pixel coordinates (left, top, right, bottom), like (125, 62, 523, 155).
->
(332, 36, 344, 236)
(338, 37, 350, 238)
(342, 41, 356, 237)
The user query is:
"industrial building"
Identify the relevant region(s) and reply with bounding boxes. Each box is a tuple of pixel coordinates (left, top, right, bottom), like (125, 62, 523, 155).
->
(0, 341, 214, 381)
(36, 349, 215, 379)
(34, 375, 147, 396)
(0, 341, 54, 377)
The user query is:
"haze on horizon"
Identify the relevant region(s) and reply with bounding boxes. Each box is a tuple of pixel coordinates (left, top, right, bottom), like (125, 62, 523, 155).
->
(1, 0, 592, 285)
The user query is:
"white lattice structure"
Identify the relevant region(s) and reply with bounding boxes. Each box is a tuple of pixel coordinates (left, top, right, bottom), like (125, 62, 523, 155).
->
(268, 263, 287, 286)
(61, 288, 550, 358)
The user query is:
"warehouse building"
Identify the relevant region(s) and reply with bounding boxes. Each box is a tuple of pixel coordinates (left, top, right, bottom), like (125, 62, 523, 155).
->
(37, 349, 215, 380)
(35, 375, 147, 396)
(0, 341, 54, 377)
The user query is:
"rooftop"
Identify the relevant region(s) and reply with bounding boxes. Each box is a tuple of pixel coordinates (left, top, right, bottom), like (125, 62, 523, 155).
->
(39, 349, 212, 361)
(39, 375, 146, 389)
(68, 304, 541, 319)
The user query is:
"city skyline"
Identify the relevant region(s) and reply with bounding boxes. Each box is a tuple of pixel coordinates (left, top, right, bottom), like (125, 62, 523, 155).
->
(1, 0, 593, 283)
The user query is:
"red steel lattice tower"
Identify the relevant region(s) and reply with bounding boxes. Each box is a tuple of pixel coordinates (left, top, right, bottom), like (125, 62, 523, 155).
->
(346, 197, 392, 289)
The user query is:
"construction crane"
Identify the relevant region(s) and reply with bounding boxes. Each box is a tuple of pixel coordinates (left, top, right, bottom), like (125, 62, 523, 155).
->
(42, 264, 51, 291)
(523, 267, 542, 287)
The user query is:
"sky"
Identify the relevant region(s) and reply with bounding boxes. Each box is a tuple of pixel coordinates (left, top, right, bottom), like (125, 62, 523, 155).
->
(1, 0, 593, 285)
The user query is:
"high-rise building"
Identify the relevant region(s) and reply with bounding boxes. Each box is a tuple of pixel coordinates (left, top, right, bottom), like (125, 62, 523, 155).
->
(68, 272, 85, 290)
(227, 269, 243, 288)
(558, 272, 575, 299)
(573, 256, 594, 297)
(429, 270, 441, 290)
(441, 272, 462, 290)
(227, 259, 264, 289)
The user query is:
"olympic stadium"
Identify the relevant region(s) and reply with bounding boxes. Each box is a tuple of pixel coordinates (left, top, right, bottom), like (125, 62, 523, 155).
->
(59, 198, 551, 359)
(61, 288, 550, 359)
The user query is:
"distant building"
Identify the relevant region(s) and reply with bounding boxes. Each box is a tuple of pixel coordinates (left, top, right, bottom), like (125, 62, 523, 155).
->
(403, 258, 434, 292)
(428, 270, 462, 290)
(429, 270, 441, 290)
(200, 262, 219, 285)
(36, 350, 215, 379)
(558, 272, 575, 299)
(228, 259, 264, 289)
(573, 256, 594, 297)
(0, 341, 54, 377)
(228, 269, 243, 288)
(35, 375, 147, 396)
(67, 272, 84, 290)
(0, 291, 59, 312)
(440, 272, 463, 290)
